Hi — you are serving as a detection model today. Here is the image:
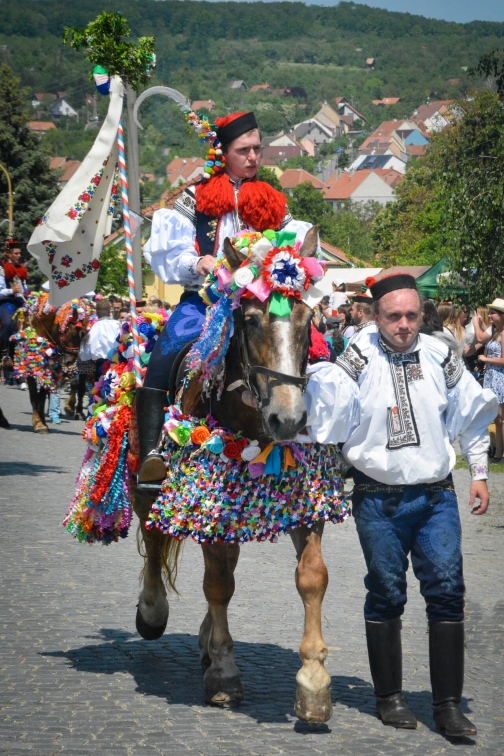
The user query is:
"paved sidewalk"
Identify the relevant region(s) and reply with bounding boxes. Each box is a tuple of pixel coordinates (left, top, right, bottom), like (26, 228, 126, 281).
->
(0, 382, 503, 756)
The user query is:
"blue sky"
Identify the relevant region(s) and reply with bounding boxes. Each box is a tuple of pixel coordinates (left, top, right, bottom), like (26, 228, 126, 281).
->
(225, 0, 503, 24)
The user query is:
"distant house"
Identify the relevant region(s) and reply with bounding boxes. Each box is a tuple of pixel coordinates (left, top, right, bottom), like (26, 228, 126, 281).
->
(271, 88, 289, 97)
(27, 121, 57, 134)
(319, 240, 350, 266)
(323, 169, 403, 210)
(49, 97, 78, 119)
(349, 153, 407, 175)
(250, 84, 271, 93)
(293, 119, 334, 146)
(334, 97, 367, 123)
(166, 156, 205, 185)
(262, 133, 298, 148)
(448, 78, 460, 86)
(413, 101, 453, 133)
(279, 168, 327, 192)
(366, 57, 376, 69)
(85, 94, 96, 108)
(229, 80, 247, 90)
(299, 137, 317, 156)
(372, 97, 401, 106)
(262, 145, 307, 163)
(31, 92, 57, 109)
(50, 157, 81, 186)
(191, 100, 215, 112)
(358, 120, 423, 152)
(314, 103, 345, 136)
(260, 162, 284, 179)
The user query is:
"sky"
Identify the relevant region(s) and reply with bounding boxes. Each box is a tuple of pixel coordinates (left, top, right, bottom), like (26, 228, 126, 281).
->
(230, 0, 503, 25)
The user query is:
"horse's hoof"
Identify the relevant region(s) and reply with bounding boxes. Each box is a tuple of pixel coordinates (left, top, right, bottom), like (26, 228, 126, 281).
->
(204, 672, 244, 708)
(34, 424, 49, 434)
(64, 405, 76, 419)
(135, 607, 166, 640)
(294, 684, 333, 723)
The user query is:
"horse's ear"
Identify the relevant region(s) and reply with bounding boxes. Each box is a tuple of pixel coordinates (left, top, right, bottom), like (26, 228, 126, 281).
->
(298, 225, 319, 258)
(223, 238, 247, 271)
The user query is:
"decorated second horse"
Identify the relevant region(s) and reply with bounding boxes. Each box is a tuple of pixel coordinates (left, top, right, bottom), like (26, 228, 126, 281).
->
(64, 227, 347, 723)
(11, 293, 94, 432)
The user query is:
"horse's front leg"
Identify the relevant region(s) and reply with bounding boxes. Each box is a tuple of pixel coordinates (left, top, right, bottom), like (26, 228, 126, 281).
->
(134, 491, 169, 640)
(200, 543, 243, 707)
(290, 522, 332, 723)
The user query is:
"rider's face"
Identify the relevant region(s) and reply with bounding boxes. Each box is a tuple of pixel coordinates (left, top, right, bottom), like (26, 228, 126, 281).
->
(224, 129, 261, 182)
(8, 248, 21, 264)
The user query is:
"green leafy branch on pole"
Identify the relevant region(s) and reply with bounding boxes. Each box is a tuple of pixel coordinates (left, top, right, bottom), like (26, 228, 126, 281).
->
(63, 12, 155, 91)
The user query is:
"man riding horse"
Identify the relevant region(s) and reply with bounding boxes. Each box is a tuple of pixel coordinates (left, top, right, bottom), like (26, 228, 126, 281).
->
(137, 110, 318, 485)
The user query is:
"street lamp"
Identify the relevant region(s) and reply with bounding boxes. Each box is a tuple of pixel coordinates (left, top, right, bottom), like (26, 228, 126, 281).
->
(0, 163, 13, 236)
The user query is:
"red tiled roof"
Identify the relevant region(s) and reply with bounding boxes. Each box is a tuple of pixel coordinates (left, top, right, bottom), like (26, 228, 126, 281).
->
(250, 84, 271, 92)
(28, 121, 57, 132)
(49, 157, 81, 182)
(262, 145, 305, 162)
(320, 240, 349, 264)
(405, 144, 426, 157)
(415, 100, 453, 121)
(191, 100, 215, 111)
(279, 169, 326, 190)
(372, 97, 401, 106)
(167, 156, 205, 183)
(324, 169, 403, 200)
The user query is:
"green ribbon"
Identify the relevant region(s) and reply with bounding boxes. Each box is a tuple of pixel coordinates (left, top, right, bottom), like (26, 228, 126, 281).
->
(269, 291, 292, 317)
(275, 230, 297, 248)
(263, 229, 277, 243)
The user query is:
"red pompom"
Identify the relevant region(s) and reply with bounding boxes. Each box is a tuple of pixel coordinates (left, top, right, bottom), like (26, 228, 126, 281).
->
(196, 176, 287, 231)
(214, 112, 248, 129)
(365, 276, 377, 288)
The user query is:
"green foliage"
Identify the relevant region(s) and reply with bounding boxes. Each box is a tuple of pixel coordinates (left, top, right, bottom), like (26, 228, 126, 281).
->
(257, 167, 282, 191)
(287, 182, 334, 232)
(433, 92, 504, 306)
(469, 48, 504, 97)
(63, 11, 155, 91)
(372, 164, 450, 266)
(0, 63, 59, 287)
(96, 241, 150, 296)
(282, 155, 319, 173)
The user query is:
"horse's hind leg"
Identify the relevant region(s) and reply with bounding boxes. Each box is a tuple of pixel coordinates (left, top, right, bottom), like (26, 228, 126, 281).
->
(29, 380, 48, 433)
(290, 522, 332, 723)
(134, 492, 170, 640)
(75, 373, 87, 420)
(200, 543, 243, 707)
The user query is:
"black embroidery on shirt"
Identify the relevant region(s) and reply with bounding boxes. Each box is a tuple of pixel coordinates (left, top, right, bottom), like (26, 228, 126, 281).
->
(173, 188, 196, 223)
(441, 348, 464, 389)
(386, 350, 421, 450)
(335, 344, 368, 382)
(279, 210, 294, 229)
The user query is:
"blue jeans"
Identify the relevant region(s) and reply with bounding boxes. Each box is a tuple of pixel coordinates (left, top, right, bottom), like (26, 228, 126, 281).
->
(49, 390, 61, 421)
(352, 479, 465, 623)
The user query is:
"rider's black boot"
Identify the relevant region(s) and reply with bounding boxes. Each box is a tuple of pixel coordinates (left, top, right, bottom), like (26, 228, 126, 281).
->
(429, 621, 477, 737)
(365, 618, 418, 729)
(135, 386, 168, 486)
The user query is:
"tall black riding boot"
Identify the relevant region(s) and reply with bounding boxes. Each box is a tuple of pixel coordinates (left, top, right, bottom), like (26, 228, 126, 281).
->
(135, 386, 168, 485)
(365, 618, 417, 728)
(429, 621, 477, 737)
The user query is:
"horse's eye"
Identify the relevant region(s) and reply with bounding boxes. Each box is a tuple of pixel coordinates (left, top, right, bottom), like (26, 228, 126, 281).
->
(244, 312, 262, 326)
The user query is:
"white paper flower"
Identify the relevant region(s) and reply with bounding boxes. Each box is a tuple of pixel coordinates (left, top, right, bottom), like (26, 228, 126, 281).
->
(233, 266, 255, 289)
(241, 444, 261, 462)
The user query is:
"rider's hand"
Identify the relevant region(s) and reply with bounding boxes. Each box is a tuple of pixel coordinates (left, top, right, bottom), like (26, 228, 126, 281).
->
(196, 255, 216, 277)
(11, 284, 22, 294)
(469, 480, 489, 515)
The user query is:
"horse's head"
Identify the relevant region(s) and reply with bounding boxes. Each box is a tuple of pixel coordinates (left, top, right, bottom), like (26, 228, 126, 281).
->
(224, 227, 318, 442)
(30, 297, 85, 368)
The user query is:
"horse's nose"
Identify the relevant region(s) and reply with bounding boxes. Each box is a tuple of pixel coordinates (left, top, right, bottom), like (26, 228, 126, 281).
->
(266, 408, 307, 441)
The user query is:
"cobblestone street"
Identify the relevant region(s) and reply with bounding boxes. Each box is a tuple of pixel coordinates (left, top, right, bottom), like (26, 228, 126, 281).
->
(1, 382, 503, 756)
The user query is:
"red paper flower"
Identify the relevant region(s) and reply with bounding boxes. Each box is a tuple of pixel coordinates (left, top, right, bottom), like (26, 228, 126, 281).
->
(223, 439, 248, 460)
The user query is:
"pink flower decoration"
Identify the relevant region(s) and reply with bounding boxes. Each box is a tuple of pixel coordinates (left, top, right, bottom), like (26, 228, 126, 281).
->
(68, 209, 77, 219)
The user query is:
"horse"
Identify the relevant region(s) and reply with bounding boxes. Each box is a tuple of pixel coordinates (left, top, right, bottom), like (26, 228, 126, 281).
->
(12, 294, 88, 432)
(132, 227, 338, 723)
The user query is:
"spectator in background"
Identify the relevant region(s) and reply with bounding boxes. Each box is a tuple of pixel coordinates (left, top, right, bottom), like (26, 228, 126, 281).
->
(111, 297, 122, 320)
(474, 298, 504, 461)
(79, 299, 120, 378)
(438, 304, 465, 343)
(338, 303, 356, 341)
(419, 300, 443, 335)
(348, 294, 376, 345)
(118, 307, 130, 322)
(328, 280, 349, 316)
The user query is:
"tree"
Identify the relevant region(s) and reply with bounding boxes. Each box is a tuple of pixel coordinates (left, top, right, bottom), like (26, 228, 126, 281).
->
(286, 182, 335, 235)
(257, 166, 282, 192)
(433, 91, 504, 305)
(0, 63, 60, 287)
(372, 164, 450, 266)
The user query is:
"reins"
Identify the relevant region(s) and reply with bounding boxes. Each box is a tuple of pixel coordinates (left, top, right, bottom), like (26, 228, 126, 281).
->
(227, 305, 310, 409)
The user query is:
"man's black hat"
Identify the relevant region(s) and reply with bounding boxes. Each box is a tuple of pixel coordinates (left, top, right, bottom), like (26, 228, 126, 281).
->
(369, 274, 417, 301)
(217, 112, 258, 146)
(353, 294, 373, 304)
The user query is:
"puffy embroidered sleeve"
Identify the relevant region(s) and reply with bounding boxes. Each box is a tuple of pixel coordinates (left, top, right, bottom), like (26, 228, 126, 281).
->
(0, 271, 12, 298)
(143, 208, 203, 287)
(445, 367, 498, 480)
(300, 361, 360, 444)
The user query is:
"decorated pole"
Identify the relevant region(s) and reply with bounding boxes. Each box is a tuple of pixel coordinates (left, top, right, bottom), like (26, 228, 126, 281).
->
(124, 85, 143, 299)
(117, 118, 142, 385)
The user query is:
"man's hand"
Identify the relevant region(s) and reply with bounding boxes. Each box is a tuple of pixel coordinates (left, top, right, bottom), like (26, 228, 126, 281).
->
(11, 283, 22, 294)
(469, 480, 489, 515)
(196, 255, 216, 277)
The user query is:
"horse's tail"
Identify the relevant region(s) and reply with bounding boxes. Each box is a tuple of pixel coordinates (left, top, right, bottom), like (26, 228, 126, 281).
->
(136, 525, 184, 595)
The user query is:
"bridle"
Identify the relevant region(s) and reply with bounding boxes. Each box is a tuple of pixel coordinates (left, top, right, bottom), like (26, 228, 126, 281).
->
(30, 310, 81, 358)
(227, 304, 310, 410)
